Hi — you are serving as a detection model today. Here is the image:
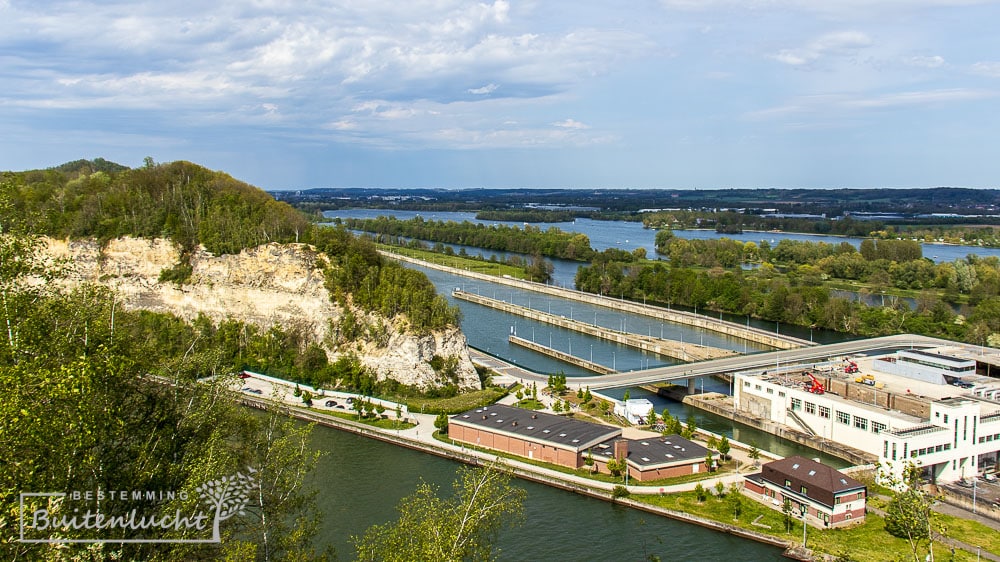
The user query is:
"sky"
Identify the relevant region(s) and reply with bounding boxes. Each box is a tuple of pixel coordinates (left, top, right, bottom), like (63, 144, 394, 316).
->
(1, 1, 999, 190)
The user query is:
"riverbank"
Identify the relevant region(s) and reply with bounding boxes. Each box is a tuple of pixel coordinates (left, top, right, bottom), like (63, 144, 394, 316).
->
(233, 375, 809, 558)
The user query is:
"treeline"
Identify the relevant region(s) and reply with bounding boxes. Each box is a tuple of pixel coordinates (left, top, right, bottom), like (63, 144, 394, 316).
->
(642, 211, 880, 237)
(312, 226, 461, 333)
(342, 215, 596, 261)
(2, 158, 308, 255)
(577, 238, 1000, 341)
(474, 209, 578, 223)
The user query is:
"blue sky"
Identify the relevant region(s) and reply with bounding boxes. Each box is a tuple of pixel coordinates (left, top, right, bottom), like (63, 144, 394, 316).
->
(2, 1, 999, 190)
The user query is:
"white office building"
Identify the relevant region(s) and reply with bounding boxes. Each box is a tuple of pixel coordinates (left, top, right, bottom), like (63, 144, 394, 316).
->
(735, 366, 1000, 487)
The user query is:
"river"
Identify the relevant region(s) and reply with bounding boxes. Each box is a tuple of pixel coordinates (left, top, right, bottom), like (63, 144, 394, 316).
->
(303, 208, 864, 558)
(306, 419, 786, 561)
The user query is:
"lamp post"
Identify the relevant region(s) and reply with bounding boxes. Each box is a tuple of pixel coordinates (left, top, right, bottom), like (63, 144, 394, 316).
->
(800, 503, 808, 547)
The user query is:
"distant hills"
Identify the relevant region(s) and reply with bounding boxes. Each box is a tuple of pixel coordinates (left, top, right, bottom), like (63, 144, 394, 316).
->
(275, 186, 1000, 218)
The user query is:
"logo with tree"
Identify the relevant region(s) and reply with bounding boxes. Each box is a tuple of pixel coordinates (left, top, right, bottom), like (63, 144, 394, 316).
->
(195, 468, 257, 542)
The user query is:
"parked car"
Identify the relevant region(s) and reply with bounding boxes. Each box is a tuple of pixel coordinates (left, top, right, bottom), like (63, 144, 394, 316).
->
(238, 372, 251, 379)
(325, 400, 337, 407)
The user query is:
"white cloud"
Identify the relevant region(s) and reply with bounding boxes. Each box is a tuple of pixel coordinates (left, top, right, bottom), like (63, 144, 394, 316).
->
(468, 83, 499, 95)
(971, 61, 1000, 77)
(904, 55, 945, 68)
(771, 31, 873, 67)
(746, 88, 994, 120)
(552, 118, 590, 129)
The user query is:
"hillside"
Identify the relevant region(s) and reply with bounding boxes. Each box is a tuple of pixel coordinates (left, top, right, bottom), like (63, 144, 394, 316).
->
(2, 159, 476, 390)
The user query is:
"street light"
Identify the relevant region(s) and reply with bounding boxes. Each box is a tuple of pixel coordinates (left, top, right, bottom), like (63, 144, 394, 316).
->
(800, 503, 808, 547)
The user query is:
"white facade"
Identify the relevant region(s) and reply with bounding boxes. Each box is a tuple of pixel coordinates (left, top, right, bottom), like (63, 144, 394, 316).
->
(872, 350, 976, 385)
(735, 372, 1000, 486)
(614, 398, 655, 425)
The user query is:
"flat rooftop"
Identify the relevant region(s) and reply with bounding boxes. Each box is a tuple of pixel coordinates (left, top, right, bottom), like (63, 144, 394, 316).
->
(593, 434, 709, 467)
(452, 404, 621, 449)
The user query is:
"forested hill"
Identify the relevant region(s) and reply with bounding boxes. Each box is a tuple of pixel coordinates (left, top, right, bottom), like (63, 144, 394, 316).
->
(1, 159, 308, 255)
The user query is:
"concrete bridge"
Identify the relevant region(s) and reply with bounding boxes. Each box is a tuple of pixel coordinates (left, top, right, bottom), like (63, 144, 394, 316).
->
(472, 334, 953, 391)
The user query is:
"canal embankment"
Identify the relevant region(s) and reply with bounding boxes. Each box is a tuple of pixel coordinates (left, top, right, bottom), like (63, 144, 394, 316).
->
(382, 249, 812, 350)
(454, 289, 738, 362)
(508, 335, 616, 374)
(237, 386, 808, 559)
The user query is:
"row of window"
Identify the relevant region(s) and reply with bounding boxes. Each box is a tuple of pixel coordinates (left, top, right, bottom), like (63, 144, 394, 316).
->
(978, 432, 1000, 444)
(789, 397, 887, 434)
(898, 355, 975, 373)
(910, 443, 953, 458)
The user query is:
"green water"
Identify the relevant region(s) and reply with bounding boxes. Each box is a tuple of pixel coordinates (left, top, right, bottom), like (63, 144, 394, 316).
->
(305, 422, 785, 561)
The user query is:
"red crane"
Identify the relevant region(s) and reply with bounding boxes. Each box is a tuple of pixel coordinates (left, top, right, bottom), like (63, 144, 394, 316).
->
(804, 372, 825, 394)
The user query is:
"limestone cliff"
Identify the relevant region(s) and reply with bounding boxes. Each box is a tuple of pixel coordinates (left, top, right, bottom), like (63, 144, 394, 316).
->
(43, 237, 480, 390)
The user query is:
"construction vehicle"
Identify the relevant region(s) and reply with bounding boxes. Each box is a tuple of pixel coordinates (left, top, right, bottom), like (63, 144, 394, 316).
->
(845, 361, 859, 374)
(855, 374, 875, 386)
(804, 372, 825, 394)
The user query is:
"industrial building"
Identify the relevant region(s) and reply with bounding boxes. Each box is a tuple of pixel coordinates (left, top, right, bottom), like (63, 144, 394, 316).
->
(448, 404, 712, 481)
(734, 349, 1000, 486)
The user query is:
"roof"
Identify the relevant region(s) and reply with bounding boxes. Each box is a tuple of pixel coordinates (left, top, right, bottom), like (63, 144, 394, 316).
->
(592, 434, 709, 469)
(899, 349, 975, 366)
(756, 456, 865, 509)
(451, 404, 621, 451)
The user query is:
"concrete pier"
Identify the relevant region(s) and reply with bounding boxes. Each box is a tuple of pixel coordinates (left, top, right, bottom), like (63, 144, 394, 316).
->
(384, 249, 812, 350)
(508, 335, 617, 374)
(454, 290, 739, 362)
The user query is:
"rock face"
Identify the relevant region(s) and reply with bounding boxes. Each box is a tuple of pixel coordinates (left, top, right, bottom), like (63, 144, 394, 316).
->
(43, 237, 480, 390)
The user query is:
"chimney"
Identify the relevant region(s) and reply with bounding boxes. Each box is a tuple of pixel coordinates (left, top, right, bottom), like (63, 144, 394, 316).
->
(613, 439, 629, 461)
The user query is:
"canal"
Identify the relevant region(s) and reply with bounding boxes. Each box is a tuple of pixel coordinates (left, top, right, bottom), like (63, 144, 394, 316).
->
(306, 420, 786, 560)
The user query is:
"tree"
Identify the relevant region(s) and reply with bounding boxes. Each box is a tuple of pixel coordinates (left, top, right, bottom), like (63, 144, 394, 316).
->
(301, 389, 313, 406)
(884, 464, 934, 562)
(714, 481, 725, 497)
(434, 413, 449, 434)
(782, 499, 794, 532)
(718, 435, 731, 461)
(727, 483, 744, 520)
(748, 442, 761, 466)
(353, 462, 526, 562)
(694, 483, 708, 502)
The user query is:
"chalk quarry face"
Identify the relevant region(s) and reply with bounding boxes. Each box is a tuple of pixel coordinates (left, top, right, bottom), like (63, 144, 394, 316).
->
(43, 236, 480, 391)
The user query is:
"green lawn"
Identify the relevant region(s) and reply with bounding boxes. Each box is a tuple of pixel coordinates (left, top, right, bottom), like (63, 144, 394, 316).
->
(640, 492, 990, 561)
(514, 398, 545, 410)
(377, 244, 531, 279)
(397, 387, 507, 415)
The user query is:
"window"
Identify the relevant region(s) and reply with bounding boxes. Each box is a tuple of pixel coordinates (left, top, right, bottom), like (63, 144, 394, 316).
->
(818, 405, 830, 419)
(837, 411, 850, 425)
(854, 417, 868, 431)
(805, 402, 816, 415)
(755, 384, 762, 391)
(744, 381, 750, 387)
(766, 387, 773, 394)
(784, 479, 791, 488)
(856, 492, 863, 500)
(943, 414, 949, 423)
(800, 486, 808, 495)
(779, 391, 786, 398)
(791, 398, 802, 411)
(835, 496, 842, 505)
(872, 421, 887, 434)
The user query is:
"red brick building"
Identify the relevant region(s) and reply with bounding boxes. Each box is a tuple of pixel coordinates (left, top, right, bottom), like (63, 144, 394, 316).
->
(743, 456, 866, 528)
(449, 405, 711, 481)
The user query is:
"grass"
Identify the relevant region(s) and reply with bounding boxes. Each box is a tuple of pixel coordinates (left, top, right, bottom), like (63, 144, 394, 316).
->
(307, 407, 416, 430)
(376, 243, 531, 279)
(396, 386, 507, 415)
(514, 398, 545, 410)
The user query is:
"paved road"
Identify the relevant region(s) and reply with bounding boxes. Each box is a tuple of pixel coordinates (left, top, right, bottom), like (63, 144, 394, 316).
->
(474, 334, 956, 390)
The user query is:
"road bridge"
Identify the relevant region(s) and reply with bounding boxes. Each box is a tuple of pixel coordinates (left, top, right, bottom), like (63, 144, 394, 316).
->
(472, 334, 956, 391)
